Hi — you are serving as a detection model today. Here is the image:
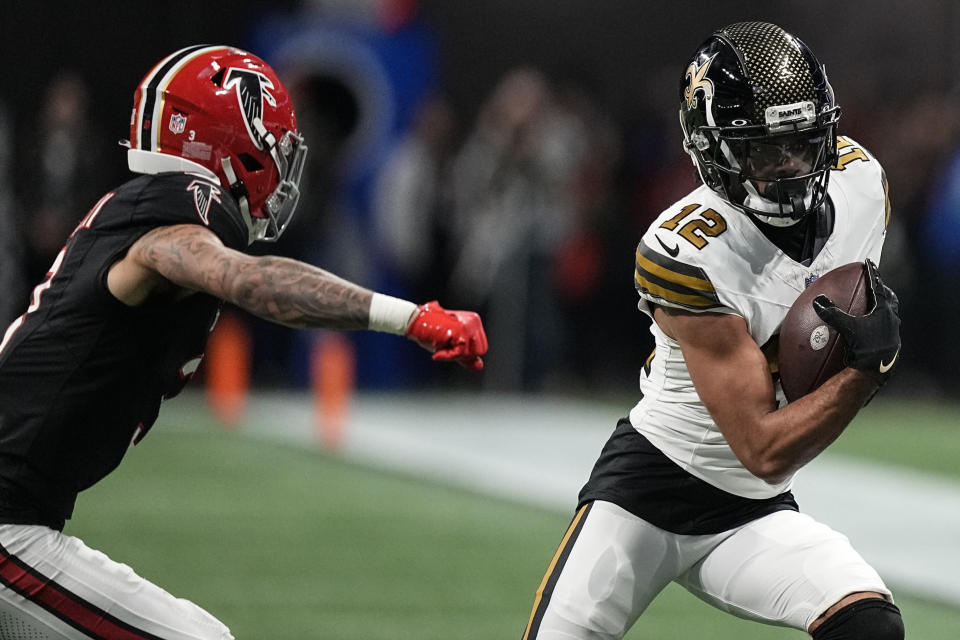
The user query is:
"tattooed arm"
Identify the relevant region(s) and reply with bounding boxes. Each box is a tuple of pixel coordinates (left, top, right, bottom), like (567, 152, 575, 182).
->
(107, 224, 488, 369)
(108, 224, 372, 329)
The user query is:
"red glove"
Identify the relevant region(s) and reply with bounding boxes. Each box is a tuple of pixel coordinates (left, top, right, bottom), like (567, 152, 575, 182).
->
(405, 301, 488, 371)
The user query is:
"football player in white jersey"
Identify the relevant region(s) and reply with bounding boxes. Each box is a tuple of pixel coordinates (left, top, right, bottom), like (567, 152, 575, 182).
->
(521, 22, 902, 640)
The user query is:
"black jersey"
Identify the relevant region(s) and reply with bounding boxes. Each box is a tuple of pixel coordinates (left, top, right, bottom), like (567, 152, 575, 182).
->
(0, 172, 247, 528)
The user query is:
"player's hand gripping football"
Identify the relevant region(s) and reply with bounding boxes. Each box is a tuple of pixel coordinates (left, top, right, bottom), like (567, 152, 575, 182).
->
(812, 259, 901, 384)
(405, 301, 488, 371)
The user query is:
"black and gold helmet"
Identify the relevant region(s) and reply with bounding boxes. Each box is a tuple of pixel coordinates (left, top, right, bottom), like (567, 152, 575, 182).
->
(679, 22, 841, 221)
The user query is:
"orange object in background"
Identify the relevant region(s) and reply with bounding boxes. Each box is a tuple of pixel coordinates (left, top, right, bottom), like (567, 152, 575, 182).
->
(311, 333, 356, 451)
(204, 311, 251, 426)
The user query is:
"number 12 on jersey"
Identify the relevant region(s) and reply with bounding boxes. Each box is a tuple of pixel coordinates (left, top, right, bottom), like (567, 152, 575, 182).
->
(660, 204, 728, 250)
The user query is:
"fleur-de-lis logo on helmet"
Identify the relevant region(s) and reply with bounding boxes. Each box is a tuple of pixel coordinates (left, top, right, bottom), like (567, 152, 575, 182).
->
(684, 53, 718, 110)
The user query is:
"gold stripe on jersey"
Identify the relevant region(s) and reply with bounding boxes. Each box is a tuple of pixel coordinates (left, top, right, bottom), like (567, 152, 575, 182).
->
(643, 348, 656, 376)
(881, 168, 891, 228)
(634, 241, 722, 310)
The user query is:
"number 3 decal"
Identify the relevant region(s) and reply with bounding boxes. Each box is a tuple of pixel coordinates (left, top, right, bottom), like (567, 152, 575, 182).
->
(660, 203, 728, 250)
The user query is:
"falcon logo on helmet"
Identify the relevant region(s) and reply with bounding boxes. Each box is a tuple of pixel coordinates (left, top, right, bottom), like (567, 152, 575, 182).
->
(223, 68, 277, 151)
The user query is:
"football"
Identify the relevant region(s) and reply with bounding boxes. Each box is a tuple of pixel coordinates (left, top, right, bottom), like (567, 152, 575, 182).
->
(778, 262, 869, 402)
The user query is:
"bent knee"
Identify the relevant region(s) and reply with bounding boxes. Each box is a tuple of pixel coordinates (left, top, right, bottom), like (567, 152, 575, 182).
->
(810, 597, 903, 640)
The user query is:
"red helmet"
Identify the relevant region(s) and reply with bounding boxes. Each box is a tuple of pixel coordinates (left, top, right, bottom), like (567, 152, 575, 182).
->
(128, 45, 308, 242)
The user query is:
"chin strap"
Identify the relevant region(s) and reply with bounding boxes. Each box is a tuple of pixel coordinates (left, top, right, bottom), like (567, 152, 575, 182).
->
(789, 190, 805, 217)
(221, 155, 265, 244)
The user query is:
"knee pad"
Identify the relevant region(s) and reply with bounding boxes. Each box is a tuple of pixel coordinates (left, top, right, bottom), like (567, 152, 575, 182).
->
(811, 598, 904, 640)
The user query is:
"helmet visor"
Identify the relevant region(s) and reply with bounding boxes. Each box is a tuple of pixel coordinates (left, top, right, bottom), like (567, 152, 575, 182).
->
(738, 129, 830, 205)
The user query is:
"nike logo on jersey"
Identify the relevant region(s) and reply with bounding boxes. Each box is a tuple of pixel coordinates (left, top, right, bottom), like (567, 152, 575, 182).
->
(186, 180, 222, 225)
(879, 346, 900, 374)
(655, 234, 680, 258)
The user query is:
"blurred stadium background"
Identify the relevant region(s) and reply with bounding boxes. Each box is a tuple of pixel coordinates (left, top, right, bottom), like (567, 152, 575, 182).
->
(2, 1, 959, 638)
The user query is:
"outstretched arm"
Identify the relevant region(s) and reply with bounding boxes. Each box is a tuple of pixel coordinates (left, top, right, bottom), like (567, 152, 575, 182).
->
(109, 224, 487, 368)
(118, 224, 373, 329)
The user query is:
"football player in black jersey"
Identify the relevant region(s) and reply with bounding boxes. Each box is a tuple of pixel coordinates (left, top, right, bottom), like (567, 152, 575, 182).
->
(0, 45, 487, 639)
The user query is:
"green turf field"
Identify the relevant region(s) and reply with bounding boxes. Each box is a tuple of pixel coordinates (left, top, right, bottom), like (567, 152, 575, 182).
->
(828, 398, 960, 480)
(64, 399, 960, 639)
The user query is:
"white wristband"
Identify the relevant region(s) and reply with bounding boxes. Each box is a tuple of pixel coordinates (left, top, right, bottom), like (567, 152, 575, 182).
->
(368, 293, 419, 335)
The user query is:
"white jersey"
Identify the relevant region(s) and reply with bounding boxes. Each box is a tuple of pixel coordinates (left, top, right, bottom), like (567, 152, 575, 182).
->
(629, 136, 889, 498)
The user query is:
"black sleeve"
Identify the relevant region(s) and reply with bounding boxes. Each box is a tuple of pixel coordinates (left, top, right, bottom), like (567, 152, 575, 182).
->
(75, 172, 249, 307)
(96, 172, 248, 251)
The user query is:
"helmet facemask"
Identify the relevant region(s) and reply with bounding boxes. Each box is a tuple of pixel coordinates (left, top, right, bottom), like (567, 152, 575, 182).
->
(685, 104, 840, 222)
(224, 121, 308, 243)
(261, 129, 308, 242)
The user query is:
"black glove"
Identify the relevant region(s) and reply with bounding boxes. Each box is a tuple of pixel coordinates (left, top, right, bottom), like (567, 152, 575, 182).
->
(812, 259, 901, 385)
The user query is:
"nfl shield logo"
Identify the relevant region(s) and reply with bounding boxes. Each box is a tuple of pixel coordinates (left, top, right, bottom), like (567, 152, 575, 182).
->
(168, 113, 187, 135)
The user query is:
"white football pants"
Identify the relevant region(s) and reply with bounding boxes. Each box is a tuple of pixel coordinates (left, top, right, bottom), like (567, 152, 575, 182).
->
(522, 500, 891, 639)
(0, 524, 232, 640)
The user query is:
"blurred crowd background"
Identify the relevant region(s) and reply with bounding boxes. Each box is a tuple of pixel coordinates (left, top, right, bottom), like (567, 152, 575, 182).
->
(2, 0, 959, 398)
